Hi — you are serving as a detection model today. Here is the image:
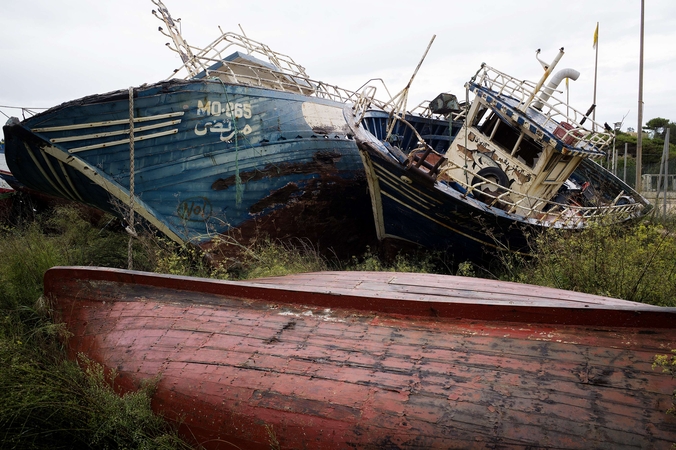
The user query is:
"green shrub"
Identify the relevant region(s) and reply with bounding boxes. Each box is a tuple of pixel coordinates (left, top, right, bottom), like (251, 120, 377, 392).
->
(0, 344, 189, 449)
(503, 219, 676, 306)
(0, 206, 192, 449)
(346, 246, 443, 273)
(235, 237, 330, 279)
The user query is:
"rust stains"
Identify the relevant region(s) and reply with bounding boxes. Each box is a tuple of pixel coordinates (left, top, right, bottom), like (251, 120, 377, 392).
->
(249, 183, 300, 213)
(211, 151, 343, 191)
(456, 144, 475, 162)
(200, 173, 377, 261)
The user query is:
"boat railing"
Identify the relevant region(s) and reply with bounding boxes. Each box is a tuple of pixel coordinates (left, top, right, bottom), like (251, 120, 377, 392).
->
(353, 86, 379, 125)
(155, 4, 452, 120)
(406, 99, 467, 122)
(164, 30, 417, 111)
(473, 65, 613, 151)
(165, 29, 309, 80)
(441, 158, 645, 227)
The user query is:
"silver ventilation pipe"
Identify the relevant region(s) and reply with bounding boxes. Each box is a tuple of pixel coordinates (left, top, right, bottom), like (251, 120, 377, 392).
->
(532, 68, 580, 110)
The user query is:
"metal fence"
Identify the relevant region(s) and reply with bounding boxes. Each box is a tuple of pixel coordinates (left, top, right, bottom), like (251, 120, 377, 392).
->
(603, 142, 674, 192)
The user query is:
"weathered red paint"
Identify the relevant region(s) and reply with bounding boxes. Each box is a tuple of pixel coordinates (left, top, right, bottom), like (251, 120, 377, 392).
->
(45, 267, 676, 449)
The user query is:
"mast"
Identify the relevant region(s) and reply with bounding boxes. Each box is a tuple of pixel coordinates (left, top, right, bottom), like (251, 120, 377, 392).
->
(592, 22, 599, 131)
(384, 35, 436, 142)
(520, 48, 565, 112)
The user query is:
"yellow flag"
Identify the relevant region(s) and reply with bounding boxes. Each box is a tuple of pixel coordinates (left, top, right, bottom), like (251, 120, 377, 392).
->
(593, 23, 599, 49)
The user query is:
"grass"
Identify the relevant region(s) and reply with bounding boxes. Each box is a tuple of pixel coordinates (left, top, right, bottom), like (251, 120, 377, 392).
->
(496, 217, 676, 307)
(0, 205, 192, 449)
(0, 347, 188, 450)
(1, 201, 676, 448)
(0, 204, 456, 449)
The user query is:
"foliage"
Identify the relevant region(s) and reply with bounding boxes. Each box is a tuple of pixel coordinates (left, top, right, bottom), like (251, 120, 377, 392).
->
(499, 219, 676, 306)
(616, 114, 676, 167)
(615, 131, 675, 166)
(150, 236, 330, 280)
(0, 206, 150, 312)
(0, 206, 192, 449)
(345, 246, 443, 273)
(654, 350, 676, 378)
(229, 237, 330, 279)
(151, 237, 457, 280)
(151, 238, 220, 279)
(644, 117, 676, 142)
(0, 344, 189, 449)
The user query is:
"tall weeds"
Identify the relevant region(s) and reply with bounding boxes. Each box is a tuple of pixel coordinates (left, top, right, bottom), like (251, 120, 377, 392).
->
(3, 201, 675, 449)
(0, 206, 191, 449)
(499, 218, 676, 306)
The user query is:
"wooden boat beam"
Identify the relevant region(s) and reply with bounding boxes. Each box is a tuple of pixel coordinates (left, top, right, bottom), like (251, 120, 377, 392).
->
(45, 266, 676, 329)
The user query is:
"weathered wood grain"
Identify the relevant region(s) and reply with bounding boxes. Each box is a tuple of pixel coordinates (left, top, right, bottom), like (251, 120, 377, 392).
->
(45, 267, 676, 449)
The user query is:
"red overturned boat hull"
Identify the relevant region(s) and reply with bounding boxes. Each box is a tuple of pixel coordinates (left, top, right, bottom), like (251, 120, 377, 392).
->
(45, 267, 676, 449)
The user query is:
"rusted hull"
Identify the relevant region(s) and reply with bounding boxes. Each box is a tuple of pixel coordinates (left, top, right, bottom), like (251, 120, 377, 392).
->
(45, 267, 676, 449)
(3, 80, 374, 255)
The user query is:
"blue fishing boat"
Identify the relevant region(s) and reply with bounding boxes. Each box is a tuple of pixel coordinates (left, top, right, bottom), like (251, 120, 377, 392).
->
(350, 49, 651, 260)
(3, 2, 651, 262)
(2, 1, 380, 256)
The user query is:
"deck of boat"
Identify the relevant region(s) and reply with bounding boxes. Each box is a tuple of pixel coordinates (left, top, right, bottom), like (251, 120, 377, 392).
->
(45, 267, 676, 449)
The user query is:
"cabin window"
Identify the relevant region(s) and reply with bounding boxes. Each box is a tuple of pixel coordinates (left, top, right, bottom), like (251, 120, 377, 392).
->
(472, 106, 491, 128)
(512, 134, 543, 168)
(490, 117, 519, 154)
(544, 154, 572, 182)
(476, 113, 543, 169)
(472, 110, 544, 169)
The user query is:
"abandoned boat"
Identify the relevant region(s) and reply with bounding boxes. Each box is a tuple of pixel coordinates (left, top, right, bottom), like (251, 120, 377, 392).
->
(46, 266, 676, 449)
(0, 145, 16, 216)
(350, 49, 651, 258)
(2, 1, 379, 256)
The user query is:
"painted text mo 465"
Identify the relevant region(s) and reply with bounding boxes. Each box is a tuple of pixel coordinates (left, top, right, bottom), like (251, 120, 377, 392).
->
(197, 100, 252, 118)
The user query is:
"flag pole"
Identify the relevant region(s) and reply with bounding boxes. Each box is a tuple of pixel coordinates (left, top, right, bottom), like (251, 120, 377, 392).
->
(592, 22, 599, 131)
(636, 0, 645, 192)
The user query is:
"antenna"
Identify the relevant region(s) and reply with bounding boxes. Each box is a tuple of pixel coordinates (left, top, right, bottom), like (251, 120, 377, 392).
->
(385, 35, 436, 142)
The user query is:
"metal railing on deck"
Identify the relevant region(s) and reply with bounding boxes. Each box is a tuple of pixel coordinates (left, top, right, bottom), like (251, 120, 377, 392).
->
(441, 158, 645, 227)
(154, 2, 454, 125)
(473, 65, 614, 151)
(161, 29, 409, 111)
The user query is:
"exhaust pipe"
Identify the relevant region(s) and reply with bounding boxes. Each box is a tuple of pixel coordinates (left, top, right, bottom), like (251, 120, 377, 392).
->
(532, 68, 580, 110)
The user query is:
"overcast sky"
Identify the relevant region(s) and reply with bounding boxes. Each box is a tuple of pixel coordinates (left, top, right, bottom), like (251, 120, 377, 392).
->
(1, 0, 674, 140)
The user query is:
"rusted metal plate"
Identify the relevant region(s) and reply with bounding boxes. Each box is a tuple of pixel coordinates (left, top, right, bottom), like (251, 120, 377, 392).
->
(45, 267, 676, 449)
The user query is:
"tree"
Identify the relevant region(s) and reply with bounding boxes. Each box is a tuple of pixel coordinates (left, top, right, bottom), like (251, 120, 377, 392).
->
(644, 117, 671, 140)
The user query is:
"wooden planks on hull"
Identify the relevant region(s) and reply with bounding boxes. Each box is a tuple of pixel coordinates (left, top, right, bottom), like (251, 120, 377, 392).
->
(45, 267, 676, 449)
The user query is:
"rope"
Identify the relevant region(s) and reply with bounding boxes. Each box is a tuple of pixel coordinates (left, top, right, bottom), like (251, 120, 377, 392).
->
(216, 79, 244, 205)
(127, 87, 136, 270)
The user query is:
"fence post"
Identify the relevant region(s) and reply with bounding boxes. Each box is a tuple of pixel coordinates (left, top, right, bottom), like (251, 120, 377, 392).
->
(623, 143, 628, 183)
(661, 129, 670, 216)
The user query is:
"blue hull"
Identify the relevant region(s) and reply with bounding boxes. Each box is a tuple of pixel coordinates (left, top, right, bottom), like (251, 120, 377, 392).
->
(355, 111, 649, 262)
(357, 112, 531, 260)
(361, 142, 532, 260)
(3, 79, 376, 253)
